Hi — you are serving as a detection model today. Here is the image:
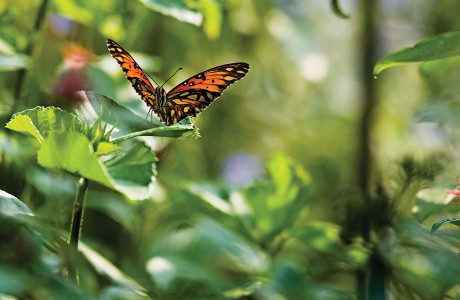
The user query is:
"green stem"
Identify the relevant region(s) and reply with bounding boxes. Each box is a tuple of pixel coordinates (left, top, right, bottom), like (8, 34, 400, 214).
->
(68, 177, 89, 282)
(357, 0, 381, 299)
(13, 0, 50, 103)
(110, 129, 155, 144)
(110, 126, 189, 143)
(358, 0, 378, 197)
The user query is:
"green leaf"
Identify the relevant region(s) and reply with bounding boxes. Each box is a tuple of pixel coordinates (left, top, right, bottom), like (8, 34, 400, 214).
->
(0, 190, 32, 216)
(293, 222, 369, 266)
(5, 114, 44, 142)
(331, 0, 350, 19)
(242, 153, 311, 241)
(374, 31, 460, 76)
(186, 0, 222, 39)
(76, 91, 199, 140)
(431, 218, 460, 234)
(105, 141, 157, 200)
(86, 190, 137, 230)
(37, 131, 114, 188)
(79, 242, 148, 296)
(96, 141, 120, 155)
(379, 222, 460, 299)
(36, 132, 155, 200)
(138, 0, 202, 26)
(6, 106, 83, 142)
(0, 267, 36, 295)
(0, 53, 29, 71)
(260, 261, 354, 300)
(146, 218, 267, 289)
(146, 254, 217, 290)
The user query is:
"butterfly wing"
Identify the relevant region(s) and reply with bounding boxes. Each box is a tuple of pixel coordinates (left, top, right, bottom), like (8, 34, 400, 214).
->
(162, 62, 250, 125)
(106, 39, 159, 113)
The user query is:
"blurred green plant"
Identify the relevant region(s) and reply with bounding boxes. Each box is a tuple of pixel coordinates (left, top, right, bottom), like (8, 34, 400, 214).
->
(2, 0, 460, 299)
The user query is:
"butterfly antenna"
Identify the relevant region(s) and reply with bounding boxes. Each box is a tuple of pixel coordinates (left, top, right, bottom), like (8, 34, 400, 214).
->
(161, 67, 183, 87)
(145, 72, 160, 86)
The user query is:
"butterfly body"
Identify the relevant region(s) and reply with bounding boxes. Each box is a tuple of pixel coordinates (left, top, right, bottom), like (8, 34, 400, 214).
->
(107, 39, 249, 125)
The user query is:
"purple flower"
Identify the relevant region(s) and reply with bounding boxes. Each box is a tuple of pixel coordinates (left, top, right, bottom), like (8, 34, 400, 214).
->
(221, 153, 263, 187)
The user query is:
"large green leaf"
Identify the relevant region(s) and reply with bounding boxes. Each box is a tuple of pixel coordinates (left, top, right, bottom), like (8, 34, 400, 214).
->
(374, 31, 460, 76)
(36, 132, 155, 200)
(76, 91, 199, 140)
(37, 131, 114, 188)
(138, 0, 202, 26)
(6, 106, 83, 143)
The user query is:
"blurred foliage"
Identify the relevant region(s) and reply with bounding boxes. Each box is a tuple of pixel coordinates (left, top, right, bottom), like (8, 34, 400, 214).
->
(2, 0, 460, 299)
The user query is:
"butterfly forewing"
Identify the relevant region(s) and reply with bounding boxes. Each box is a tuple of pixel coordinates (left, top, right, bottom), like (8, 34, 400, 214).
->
(106, 39, 160, 112)
(107, 39, 250, 126)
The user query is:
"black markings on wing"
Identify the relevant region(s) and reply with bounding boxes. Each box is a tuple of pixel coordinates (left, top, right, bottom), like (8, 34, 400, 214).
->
(160, 62, 250, 125)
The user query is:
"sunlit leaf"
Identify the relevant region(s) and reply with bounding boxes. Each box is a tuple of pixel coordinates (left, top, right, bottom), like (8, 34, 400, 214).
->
(186, 0, 222, 39)
(96, 141, 120, 156)
(0, 54, 29, 71)
(5, 114, 44, 142)
(37, 131, 114, 188)
(138, 0, 202, 25)
(6, 106, 83, 143)
(374, 31, 460, 76)
(36, 132, 155, 200)
(0, 190, 32, 216)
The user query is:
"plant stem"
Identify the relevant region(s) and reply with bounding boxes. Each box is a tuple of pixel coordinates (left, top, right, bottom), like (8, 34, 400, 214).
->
(68, 177, 89, 282)
(358, 0, 378, 197)
(357, 0, 382, 299)
(13, 0, 50, 103)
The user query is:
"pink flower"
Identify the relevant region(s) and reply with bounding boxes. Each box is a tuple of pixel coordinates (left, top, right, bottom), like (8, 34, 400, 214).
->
(62, 43, 93, 70)
(445, 179, 460, 206)
(52, 43, 93, 103)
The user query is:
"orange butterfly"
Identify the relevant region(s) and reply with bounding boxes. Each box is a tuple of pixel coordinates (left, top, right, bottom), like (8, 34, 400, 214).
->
(107, 39, 250, 126)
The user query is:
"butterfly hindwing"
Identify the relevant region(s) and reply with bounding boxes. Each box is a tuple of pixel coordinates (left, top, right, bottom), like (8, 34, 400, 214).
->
(106, 39, 159, 112)
(164, 63, 250, 123)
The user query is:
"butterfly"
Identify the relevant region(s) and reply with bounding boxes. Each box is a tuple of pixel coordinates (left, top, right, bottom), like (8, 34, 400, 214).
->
(107, 39, 250, 126)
